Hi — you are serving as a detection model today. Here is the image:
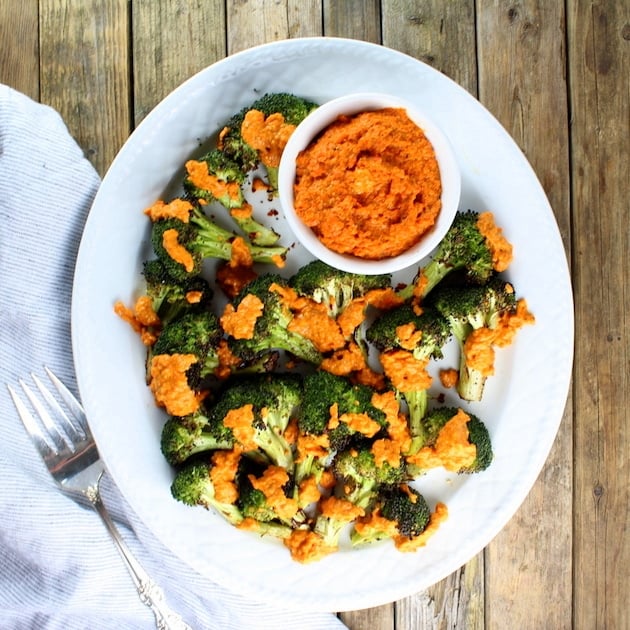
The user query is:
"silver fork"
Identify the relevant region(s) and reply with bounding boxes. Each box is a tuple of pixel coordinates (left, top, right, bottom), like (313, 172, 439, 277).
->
(7, 367, 192, 630)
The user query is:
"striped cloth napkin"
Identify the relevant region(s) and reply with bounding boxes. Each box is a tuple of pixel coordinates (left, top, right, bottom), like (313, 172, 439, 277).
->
(0, 84, 345, 630)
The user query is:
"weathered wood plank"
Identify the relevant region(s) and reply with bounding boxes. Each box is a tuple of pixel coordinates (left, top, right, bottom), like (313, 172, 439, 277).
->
(323, 0, 381, 42)
(477, 2, 573, 627)
(226, 0, 321, 55)
(396, 555, 484, 630)
(340, 605, 395, 630)
(381, 0, 477, 92)
(38, 0, 130, 176)
(0, 0, 40, 100)
(381, 3, 483, 629)
(568, 2, 630, 629)
(132, 0, 227, 125)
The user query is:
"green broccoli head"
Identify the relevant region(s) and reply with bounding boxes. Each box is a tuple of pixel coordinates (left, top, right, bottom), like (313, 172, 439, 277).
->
(219, 92, 318, 186)
(151, 218, 203, 280)
(334, 448, 406, 489)
(290, 259, 391, 317)
(418, 210, 495, 297)
(183, 148, 281, 247)
(349, 484, 432, 547)
(151, 210, 286, 281)
(237, 458, 302, 526)
(379, 484, 432, 538)
(431, 275, 517, 337)
(367, 304, 451, 361)
(183, 148, 246, 208)
(170, 459, 243, 525)
(160, 411, 234, 466)
(142, 258, 213, 326)
(459, 415, 493, 473)
(209, 374, 300, 469)
(238, 480, 276, 523)
(153, 310, 221, 358)
(300, 371, 387, 452)
(150, 213, 233, 280)
(248, 92, 319, 126)
(430, 276, 517, 401)
(420, 406, 493, 473)
(227, 274, 322, 365)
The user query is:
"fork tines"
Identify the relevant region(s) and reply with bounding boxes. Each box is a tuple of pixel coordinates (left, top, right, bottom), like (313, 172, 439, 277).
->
(8, 368, 88, 456)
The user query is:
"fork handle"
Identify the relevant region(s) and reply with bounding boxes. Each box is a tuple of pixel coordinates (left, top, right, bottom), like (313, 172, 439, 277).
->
(89, 492, 192, 630)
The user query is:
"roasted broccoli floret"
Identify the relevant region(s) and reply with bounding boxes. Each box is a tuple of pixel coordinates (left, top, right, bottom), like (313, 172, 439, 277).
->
(419, 407, 493, 473)
(311, 446, 407, 550)
(184, 149, 280, 246)
(151, 211, 286, 281)
(170, 458, 244, 525)
(334, 447, 407, 506)
(160, 409, 233, 466)
(184, 149, 247, 208)
(151, 310, 277, 388)
(379, 485, 432, 537)
(300, 370, 387, 453)
(431, 276, 517, 401)
(398, 210, 496, 301)
(227, 274, 322, 365)
(238, 458, 305, 527)
(290, 259, 391, 317)
(142, 258, 213, 327)
(350, 484, 432, 546)
(219, 92, 318, 191)
(208, 374, 301, 469)
(151, 310, 222, 382)
(171, 458, 293, 539)
(367, 304, 451, 447)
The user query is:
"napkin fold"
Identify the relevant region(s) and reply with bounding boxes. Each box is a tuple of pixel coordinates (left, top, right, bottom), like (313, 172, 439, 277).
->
(0, 85, 346, 630)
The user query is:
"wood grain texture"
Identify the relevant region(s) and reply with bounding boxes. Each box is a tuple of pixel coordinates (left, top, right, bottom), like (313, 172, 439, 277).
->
(477, 2, 573, 627)
(226, 0, 321, 54)
(381, 0, 478, 93)
(38, 0, 130, 176)
(132, 0, 227, 124)
(323, 0, 381, 42)
(568, 1, 630, 628)
(396, 555, 484, 630)
(0, 0, 40, 100)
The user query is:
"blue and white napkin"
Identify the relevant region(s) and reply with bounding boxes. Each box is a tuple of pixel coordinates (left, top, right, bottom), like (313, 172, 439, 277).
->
(0, 84, 346, 630)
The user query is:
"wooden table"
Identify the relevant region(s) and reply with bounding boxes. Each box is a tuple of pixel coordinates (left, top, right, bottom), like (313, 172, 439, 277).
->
(2, 2, 627, 628)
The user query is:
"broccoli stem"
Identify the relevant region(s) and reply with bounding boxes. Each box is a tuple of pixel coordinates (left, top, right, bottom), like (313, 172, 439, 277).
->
(404, 390, 429, 454)
(232, 212, 281, 247)
(190, 208, 286, 266)
(456, 352, 486, 402)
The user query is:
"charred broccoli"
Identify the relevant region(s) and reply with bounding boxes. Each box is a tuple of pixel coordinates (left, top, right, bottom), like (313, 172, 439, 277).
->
(219, 92, 318, 191)
(160, 409, 233, 466)
(151, 210, 286, 281)
(300, 370, 387, 452)
(367, 304, 451, 447)
(171, 458, 293, 539)
(431, 276, 517, 401)
(184, 148, 280, 246)
(142, 258, 213, 327)
(226, 274, 322, 365)
(208, 374, 301, 469)
(350, 484, 432, 546)
(290, 259, 391, 317)
(398, 210, 496, 301)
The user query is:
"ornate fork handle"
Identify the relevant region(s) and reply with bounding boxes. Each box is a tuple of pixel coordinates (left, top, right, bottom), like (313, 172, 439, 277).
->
(85, 477, 192, 630)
